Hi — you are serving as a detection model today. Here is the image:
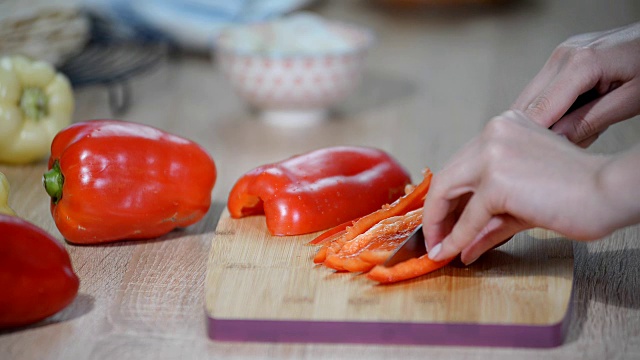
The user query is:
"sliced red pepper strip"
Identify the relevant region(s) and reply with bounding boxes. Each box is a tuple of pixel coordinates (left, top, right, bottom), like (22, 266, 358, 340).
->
(311, 167, 454, 284)
(322, 210, 423, 271)
(313, 168, 431, 249)
(342, 256, 377, 273)
(228, 146, 411, 236)
(308, 217, 360, 245)
(366, 255, 454, 284)
(313, 245, 329, 265)
(313, 169, 432, 264)
(358, 250, 393, 265)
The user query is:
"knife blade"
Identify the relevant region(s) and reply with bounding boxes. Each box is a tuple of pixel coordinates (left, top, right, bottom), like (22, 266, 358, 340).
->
(383, 224, 426, 267)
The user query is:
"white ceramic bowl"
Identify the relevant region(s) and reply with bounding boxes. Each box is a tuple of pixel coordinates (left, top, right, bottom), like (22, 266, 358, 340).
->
(214, 17, 374, 125)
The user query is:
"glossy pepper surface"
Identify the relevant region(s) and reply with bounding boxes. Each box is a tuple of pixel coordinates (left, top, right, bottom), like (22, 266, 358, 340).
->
(0, 214, 79, 328)
(228, 146, 411, 236)
(0, 55, 74, 164)
(43, 120, 217, 244)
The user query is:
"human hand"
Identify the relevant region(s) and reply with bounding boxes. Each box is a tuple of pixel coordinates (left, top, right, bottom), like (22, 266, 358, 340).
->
(422, 110, 616, 265)
(512, 22, 640, 147)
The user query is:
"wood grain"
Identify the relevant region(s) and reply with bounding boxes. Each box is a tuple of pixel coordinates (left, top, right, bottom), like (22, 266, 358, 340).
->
(205, 212, 573, 346)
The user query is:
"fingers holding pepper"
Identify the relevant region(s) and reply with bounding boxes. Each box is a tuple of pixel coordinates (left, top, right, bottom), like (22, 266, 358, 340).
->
(423, 110, 613, 264)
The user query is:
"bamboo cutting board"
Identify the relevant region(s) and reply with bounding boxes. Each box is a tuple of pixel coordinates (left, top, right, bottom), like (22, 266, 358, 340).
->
(205, 210, 574, 347)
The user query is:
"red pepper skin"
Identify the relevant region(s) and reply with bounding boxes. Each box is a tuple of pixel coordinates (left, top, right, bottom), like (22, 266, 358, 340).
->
(0, 214, 79, 329)
(228, 146, 411, 236)
(44, 120, 217, 244)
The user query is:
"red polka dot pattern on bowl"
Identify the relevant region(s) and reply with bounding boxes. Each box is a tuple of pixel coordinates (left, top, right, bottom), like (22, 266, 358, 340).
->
(215, 22, 374, 111)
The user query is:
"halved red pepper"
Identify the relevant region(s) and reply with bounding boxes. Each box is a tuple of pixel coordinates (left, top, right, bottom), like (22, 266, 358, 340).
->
(0, 214, 79, 328)
(43, 120, 217, 244)
(228, 146, 411, 236)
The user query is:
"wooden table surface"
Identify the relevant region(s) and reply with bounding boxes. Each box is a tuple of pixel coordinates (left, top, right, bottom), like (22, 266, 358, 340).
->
(2, 0, 639, 359)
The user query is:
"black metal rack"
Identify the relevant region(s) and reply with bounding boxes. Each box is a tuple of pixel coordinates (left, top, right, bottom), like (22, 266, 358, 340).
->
(59, 14, 167, 115)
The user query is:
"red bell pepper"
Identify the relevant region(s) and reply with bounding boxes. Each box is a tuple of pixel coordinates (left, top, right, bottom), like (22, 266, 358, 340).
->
(0, 214, 79, 328)
(43, 120, 217, 244)
(228, 146, 411, 236)
(311, 168, 432, 247)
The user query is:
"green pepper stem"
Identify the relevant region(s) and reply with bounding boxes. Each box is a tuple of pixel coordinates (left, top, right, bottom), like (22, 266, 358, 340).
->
(20, 87, 49, 120)
(43, 161, 64, 204)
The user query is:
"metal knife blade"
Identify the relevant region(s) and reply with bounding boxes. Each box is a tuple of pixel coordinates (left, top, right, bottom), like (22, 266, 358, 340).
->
(383, 224, 426, 267)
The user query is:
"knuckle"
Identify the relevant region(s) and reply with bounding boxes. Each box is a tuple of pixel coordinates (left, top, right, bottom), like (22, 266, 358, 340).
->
(566, 45, 597, 67)
(564, 46, 601, 84)
(556, 33, 591, 57)
(484, 115, 513, 139)
(549, 43, 570, 62)
(480, 120, 517, 165)
(569, 115, 599, 143)
(526, 94, 553, 118)
(549, 36, 583, 64)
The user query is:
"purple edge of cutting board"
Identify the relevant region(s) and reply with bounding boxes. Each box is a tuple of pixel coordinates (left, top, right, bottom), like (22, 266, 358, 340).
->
(206, 288, 574, 348)
(205, 226, 575, 348)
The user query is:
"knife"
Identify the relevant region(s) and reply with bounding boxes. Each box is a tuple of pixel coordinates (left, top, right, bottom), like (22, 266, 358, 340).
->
(383, 224, 427, 267)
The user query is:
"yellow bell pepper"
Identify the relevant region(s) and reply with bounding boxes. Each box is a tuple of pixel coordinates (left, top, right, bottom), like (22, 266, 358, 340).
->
(0, 55, 74, 164)
(0, 171, 15, 215)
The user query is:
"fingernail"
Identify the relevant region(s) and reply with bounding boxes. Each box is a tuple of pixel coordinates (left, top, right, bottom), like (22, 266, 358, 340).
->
(463, 254, 480, 266)
(428, 243, 442, 261)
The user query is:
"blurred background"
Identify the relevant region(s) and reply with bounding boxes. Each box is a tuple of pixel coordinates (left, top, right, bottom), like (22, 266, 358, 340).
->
(2, 3, 640, 358)
(4, 0, 638, 118)
(3, 0, 638, 117)
(2, 0, 639, 175)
